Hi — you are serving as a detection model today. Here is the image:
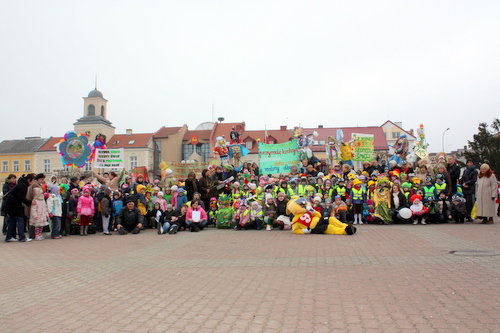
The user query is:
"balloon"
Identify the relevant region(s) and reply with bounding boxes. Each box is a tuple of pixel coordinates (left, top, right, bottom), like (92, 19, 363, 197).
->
(398, 208, 412, 220)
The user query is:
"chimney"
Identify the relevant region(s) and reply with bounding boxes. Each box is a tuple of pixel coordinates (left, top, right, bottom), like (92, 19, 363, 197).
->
(280, 125, 287, 131)
(318, 125, 323, 128)
(126, 129, 133, 136)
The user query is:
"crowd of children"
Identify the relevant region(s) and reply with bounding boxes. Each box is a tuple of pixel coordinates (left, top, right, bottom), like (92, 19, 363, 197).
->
(2, 156, 499, 242)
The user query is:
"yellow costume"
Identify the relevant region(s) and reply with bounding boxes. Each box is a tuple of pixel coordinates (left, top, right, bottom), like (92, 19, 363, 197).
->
(286, 197, 356, 235)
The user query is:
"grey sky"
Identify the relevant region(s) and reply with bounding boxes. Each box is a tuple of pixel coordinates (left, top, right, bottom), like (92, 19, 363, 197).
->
(1, 0, 499, 153)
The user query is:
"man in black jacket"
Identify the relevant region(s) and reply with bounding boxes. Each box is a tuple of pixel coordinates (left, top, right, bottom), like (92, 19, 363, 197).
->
(3, 174, 35, 242)
(460, 159, 478, 221)
(447, 155, 461, 195)
(116, 200, 144, 235)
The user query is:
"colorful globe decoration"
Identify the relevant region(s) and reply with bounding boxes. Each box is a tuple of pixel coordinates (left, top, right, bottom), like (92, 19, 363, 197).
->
(57, 131, 93, 168)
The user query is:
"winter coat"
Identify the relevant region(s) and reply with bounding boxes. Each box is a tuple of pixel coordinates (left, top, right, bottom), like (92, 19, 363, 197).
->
(460, 166, 478, 195)
(116, 207, 144, 228)
(77, 195, 95, 216)
(186, 206, 208, 222)
(475, 174, 497, 217)
(46, 193, 63, 217)
(3, 177, 32, 217)
(30, 187, 49, 226)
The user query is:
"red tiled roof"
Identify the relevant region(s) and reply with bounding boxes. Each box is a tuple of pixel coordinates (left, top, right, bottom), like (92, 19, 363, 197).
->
(211, 122, 246, 143)
(233, 126, 388, 153)
(38, 137, 63, 151)
(154, 126, 183, 138)
(107, 133, 153, 148)
(183, 130, 212, 141)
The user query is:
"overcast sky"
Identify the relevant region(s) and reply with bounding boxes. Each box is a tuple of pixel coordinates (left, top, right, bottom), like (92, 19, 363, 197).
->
(1, 0, 499, 153)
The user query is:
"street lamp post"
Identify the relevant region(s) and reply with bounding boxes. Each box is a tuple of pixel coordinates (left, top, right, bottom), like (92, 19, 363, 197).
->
(442, 128, 450, 152)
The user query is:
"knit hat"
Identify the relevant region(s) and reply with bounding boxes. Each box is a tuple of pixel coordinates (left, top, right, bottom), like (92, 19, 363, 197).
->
(158, 191, 164, 198)
(317, 172, 324, 178)
(265, 193, 273, 202)
(170, 185, 178, 191)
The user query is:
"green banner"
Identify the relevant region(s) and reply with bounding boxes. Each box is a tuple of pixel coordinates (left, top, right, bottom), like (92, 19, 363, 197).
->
(352, 133, 375, 161)
(258, 140, 300, 175)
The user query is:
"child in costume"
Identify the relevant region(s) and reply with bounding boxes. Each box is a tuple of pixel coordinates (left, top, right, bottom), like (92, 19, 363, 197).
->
(424, 196, 438, 223)
(435, 191, 451, 223)
(287, 197, 356, 235)
(216, 194, 235, 229)
(410, 195, 428, 225)
(372, 177, 393, 224)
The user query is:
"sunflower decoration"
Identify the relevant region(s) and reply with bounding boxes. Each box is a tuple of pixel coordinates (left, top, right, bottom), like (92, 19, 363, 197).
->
(57, 131, 93, 168)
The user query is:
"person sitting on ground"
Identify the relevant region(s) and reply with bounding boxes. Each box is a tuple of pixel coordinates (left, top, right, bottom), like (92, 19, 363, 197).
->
(116, 200, 144, 235)
(186, 199, 208, 232)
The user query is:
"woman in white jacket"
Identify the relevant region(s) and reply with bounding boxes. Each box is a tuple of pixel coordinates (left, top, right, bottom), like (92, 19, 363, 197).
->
(475, 164, 497, 224)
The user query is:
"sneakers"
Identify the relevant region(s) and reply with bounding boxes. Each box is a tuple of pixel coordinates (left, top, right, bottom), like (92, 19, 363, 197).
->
(168, 225, 179, 234)
(421, 221, 426, 225)
(35, 236, 44, 241)
(19, 238, 32, 242)
(103, 233, 112, 235)
(131, 227, 140, 234)
(358, 221, 363, 225)
(118, 228, 128, 235)
(413, 221, 418, 225)
(157, 223, 163, 235)
(51, 236, 62, 239)
(353, 221, 358, 225)
(7, 238, 19, 242)
(266, 225, 272, 231)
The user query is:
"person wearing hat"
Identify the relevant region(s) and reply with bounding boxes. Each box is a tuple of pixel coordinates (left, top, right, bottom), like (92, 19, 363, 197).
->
(475, 163, 497, 224)
(422, 177, 437, 202)
(332, 196, 348, 223)
(409, 195, 428, 225)
(116, 200, 144, 235)
(263, 194, 277, 230)
(449, 195, 466, 223)
(349, 179, 366, 224)
(46, 185, 64, 239)
(175, 187, 188, 210)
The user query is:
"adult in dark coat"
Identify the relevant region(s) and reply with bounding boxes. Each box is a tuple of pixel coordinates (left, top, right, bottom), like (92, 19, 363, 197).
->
(184, 171, 200, 201)
(3, 174, 35, 242)
(198, 169, 215, 209)
(460, 159, 478, 221)
(447, 156, 461, 195)
(2, 174, 17, 235)
(390, 184, 408, 223)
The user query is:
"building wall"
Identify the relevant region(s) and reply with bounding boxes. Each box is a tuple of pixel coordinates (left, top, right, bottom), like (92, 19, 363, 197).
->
(0, 153, 36, 179)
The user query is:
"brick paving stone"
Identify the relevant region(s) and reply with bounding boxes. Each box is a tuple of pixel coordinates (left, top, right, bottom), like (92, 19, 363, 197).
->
(1, 220, 500, 332)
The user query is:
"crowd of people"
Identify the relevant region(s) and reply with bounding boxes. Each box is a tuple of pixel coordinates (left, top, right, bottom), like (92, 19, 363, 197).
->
(2, 156, 499, 242)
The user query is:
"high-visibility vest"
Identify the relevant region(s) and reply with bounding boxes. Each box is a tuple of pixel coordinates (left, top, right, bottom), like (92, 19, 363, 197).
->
(423, 186, 436, 199)
(336, 186, 346, 197)
(435, 183, 446, 193)
(351, 188, 364, 201)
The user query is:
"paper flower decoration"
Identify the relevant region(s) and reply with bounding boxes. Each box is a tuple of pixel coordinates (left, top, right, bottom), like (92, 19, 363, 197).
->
(57, 131, 93, 168)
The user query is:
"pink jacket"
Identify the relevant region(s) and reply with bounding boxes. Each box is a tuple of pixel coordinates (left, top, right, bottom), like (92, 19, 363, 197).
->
(77, 195, 95, 216)
(155, 198, 168, 212)
(186, 206, 208, 221)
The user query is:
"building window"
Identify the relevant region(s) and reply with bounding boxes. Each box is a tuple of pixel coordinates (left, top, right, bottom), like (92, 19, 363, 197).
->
(43, 159, 51, 173)
(12, 160, 19, 172)
(130, 156, 138, 169)
(88, 104, 95, 115)
(24, 160, 31, 171)
(269, 140, 274, 144)
(2, 161, 8, 172)
(392, 132, 400, 139)
(245, 141, 253, 150)
(101, 105, 105, 116)
(128, 140, 136, 145)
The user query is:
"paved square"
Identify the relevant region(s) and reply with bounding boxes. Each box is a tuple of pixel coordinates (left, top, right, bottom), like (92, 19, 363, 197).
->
(1, 219, 499, 332)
